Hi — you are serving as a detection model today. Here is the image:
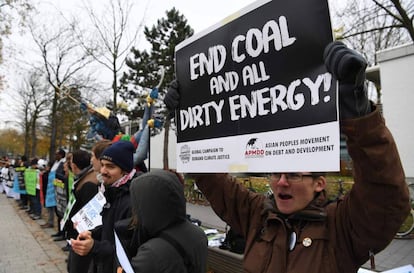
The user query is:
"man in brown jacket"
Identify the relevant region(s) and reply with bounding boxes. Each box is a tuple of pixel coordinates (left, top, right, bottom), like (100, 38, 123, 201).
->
(164, 41, 410, 273)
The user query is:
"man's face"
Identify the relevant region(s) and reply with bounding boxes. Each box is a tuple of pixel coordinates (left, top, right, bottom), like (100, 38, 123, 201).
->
(91, 152, 101, 173)
(269, 173, 326, 215)
(100, 159, 125, 185)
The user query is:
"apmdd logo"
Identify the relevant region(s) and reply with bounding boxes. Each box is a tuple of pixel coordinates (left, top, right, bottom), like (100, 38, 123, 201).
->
(179, 145, 191, 163)
(245, 138, 265, 158)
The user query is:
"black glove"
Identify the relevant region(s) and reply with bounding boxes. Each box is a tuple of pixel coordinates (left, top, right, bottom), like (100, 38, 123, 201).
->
(323, 41, 371, 119)
(163, 79, 180, 112)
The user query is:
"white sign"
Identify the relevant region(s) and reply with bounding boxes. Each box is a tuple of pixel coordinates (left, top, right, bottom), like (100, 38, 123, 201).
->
(71, 191, 106, 233)
(175, 0, 339, 173)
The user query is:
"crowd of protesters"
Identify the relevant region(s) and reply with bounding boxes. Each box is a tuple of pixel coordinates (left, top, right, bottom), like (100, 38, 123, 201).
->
(0, 76, 208, 273)
(1, 155, 48, 220)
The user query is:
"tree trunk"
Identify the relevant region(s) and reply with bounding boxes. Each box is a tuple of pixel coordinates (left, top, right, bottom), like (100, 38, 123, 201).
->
(113, 61, 118, 113)
(49, 87, 59, 162)
(24, 123, 30, 157)
(30, 118, 37, 157)
(163, 118, 171, 170)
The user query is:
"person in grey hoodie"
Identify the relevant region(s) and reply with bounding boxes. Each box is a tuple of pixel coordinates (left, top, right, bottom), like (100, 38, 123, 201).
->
(128, 170, 208, 273)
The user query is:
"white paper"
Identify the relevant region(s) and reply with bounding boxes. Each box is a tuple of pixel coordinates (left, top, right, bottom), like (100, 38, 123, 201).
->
(71, 191, 106, 233)
(114, 231, 134, 273)
(358, 269, 376, 273)
(358, 265, 414, 273)
(382, 265, 414, 273)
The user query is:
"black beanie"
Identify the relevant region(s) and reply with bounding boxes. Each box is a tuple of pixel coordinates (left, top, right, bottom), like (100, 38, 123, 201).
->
(100, 140, 134, 172)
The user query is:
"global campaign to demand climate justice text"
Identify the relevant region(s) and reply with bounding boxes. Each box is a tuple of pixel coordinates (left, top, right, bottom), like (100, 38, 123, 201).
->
(174, 0, 339, 173)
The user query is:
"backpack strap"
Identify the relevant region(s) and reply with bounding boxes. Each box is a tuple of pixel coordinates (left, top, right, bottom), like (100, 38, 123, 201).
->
(159, 232, 193, 272)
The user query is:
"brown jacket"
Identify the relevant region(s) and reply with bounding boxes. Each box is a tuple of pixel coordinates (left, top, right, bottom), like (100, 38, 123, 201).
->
(195, 109, 410, 273)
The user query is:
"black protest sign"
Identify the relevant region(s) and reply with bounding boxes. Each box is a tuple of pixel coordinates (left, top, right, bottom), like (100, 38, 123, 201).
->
(54, 178, 67, 217)
(15, 166, 26, 193)
(175, 0, 335, 143)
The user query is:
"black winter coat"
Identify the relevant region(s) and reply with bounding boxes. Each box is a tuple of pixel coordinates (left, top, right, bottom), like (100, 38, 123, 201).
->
(129, 170, 208, 273)
(91, 177, 135, 273)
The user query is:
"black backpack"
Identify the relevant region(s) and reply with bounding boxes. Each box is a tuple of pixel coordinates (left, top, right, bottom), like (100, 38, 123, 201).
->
(220, 226, 245, 254)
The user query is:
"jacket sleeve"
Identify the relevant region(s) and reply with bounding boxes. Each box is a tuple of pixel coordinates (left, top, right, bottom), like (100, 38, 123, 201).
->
(334, 108, 410, 266)
(133, 125, 149, 165)
(79, 182, 99, 205)
(195, 174, 265, 237)
(90, 226, 115, 261)
(90, 238, 114, 261)
(55, 162, 66, 181)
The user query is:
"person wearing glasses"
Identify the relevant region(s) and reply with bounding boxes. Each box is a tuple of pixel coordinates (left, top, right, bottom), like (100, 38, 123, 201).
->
(163, 41, 410, 273)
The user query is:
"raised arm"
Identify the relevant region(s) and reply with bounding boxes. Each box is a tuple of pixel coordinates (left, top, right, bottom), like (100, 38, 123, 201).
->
(324, 41, 410, 268)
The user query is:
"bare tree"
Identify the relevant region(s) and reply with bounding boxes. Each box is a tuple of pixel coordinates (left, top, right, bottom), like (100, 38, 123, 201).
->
(16, 69, 51, 157)
(28, 17, 96, 161)
(0, 0, 32, 91)
(332, 0, 412, 65)
(71, 0, 148, 113)
(16, 83, 31, 157)
(330, 0, 413, 105)
(372, 0, 414, 41)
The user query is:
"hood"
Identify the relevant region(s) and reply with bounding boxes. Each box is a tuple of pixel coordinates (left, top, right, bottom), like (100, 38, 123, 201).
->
(130, 170, 186, 237)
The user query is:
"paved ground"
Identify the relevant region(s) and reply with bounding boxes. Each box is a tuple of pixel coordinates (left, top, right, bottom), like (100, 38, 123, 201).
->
(0, 194, 67, 273)
(0, 193, 412, 273)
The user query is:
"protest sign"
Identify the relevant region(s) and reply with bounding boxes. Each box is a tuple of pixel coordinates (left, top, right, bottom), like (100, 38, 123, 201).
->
(60, 172, 75, 231)
(14, 166, 26, 194)
(71, 191, 106, 233)
(45, 171, 57, 207)
(114, 231, 134, 273)
(175, 0, 339, 173)
(54, 178, 67, 218)
(24, 169, 37, 196)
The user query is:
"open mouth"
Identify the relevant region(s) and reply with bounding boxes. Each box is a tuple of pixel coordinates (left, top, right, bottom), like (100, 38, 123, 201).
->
(278, 193, 293, 200)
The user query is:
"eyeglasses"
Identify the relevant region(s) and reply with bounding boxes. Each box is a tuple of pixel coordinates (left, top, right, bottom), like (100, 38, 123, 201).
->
(269, 173, 315, 183)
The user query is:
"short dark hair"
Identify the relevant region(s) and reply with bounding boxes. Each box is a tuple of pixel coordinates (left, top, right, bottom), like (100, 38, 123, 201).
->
(57, 148, 66, 158)
(72, 150, 91, 170)
(311, 172, 326, 178)
(30, 158, 38, 166)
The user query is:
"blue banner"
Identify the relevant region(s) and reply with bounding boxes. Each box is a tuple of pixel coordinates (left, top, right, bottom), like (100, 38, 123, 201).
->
(45, 171, 57, 207)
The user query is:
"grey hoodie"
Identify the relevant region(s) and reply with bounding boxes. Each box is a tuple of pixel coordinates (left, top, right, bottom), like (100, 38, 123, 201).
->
(130, 170, 208, 273)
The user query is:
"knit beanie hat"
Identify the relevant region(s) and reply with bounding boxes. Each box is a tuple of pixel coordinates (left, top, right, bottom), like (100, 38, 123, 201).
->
(100, 140, 134, 172)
